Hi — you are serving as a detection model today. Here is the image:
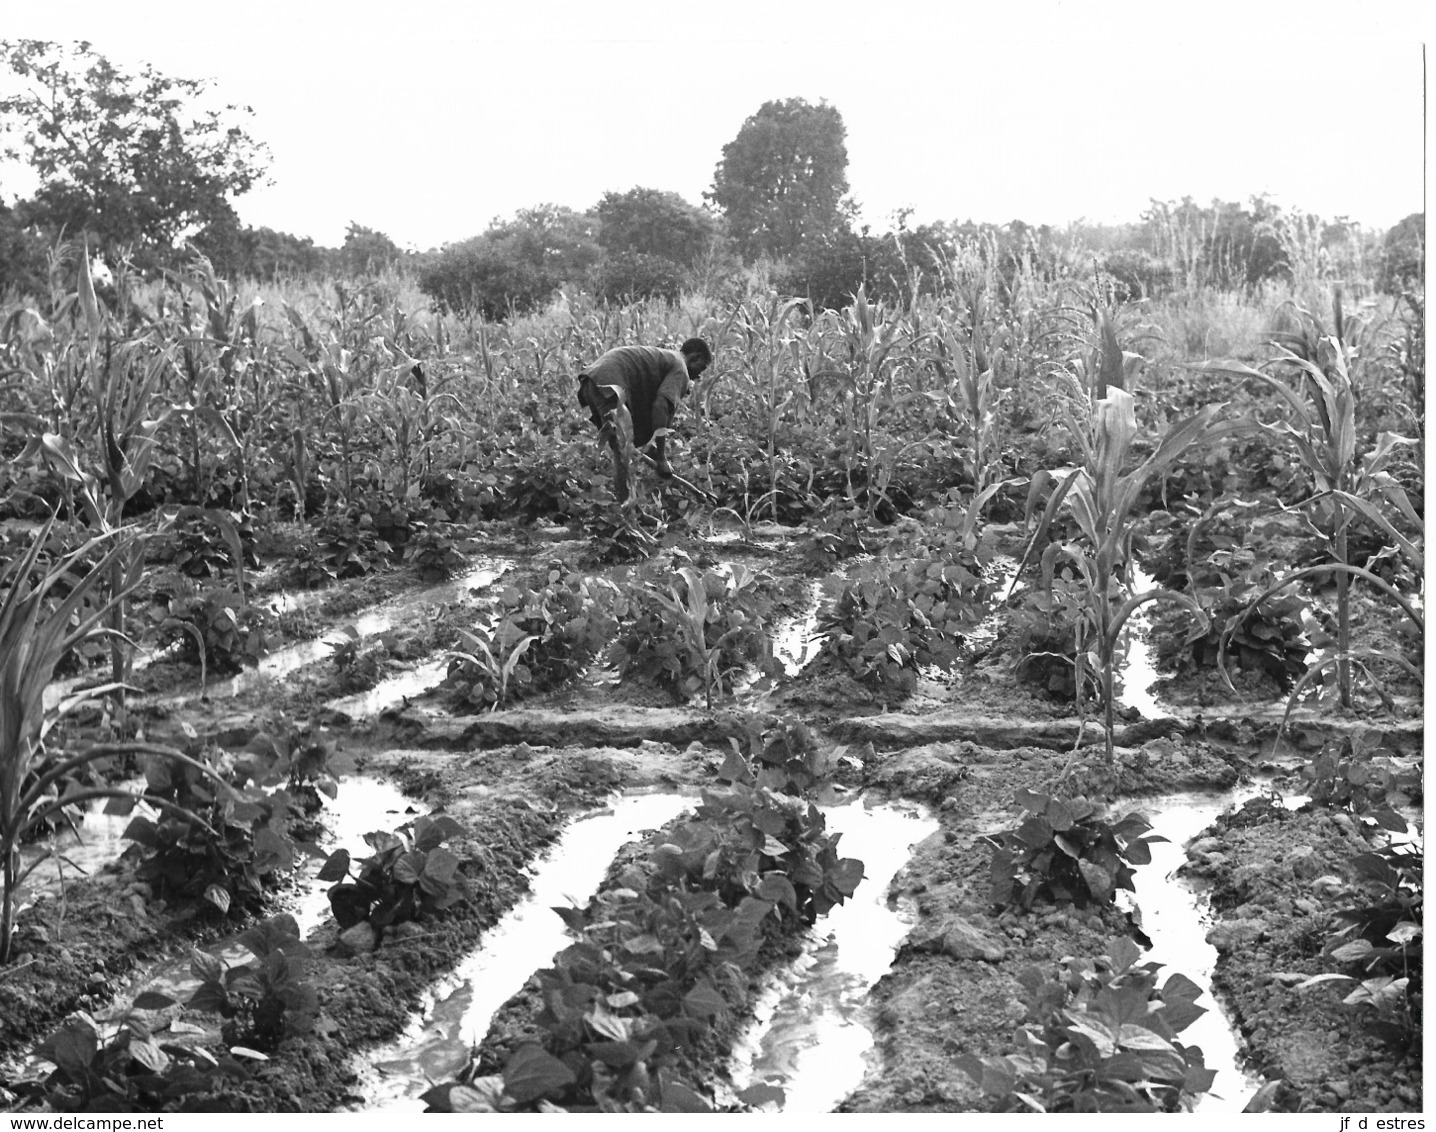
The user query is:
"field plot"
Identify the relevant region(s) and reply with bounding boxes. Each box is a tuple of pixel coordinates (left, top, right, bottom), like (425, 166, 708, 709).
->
(0, 260, 1422, 1115)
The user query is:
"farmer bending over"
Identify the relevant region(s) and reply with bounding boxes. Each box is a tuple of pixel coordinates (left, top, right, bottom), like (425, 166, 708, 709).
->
(577, 338, 712, 502)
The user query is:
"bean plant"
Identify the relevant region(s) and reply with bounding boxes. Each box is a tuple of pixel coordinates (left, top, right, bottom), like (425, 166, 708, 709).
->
(960, 937, 1217, 1112)
(609, 563, 779, 707)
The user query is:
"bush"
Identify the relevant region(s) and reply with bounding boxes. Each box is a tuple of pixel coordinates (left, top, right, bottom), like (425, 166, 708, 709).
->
(591, 252, 686, 304)
(418, 236, 558, 320)
(776, 229, 911, 313)
(0, 200, 51, 297)
(418, 205, 600, 320)
(1377, 213, 1425, 295)
(185, 914, 320, 1050)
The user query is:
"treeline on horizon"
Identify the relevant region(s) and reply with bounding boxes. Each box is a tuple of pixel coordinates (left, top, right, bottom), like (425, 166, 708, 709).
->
(0, 37, 1424, 316)
(6, 187, 1422, 315)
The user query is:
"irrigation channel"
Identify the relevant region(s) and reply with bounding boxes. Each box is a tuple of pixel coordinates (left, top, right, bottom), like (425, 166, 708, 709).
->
(356, 793, 941, 1111)
(1120, 788, 1290, 1113)
(169, 557, 514, 707)
(12, 525, 1403, 1113)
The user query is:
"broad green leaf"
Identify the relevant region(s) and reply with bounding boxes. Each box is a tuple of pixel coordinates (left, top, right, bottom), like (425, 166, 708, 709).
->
(826, 856, 865, 897)
(1078, 859, 1114, 903)
(1106, 936, 1142, 973)
(422, 846, 459, 884)
(1330, 939, 1375, 963)
(435, 1081, 502, 1112)
(756, 872, 798, 911)
(683, 980, 728, 1019)
(393, 852, 424, 885)
(736, 1083, 785, 1110)
(190, 948, 225, 984)
(1066, 1016, 1117, 1057)
(36, 1019, 98, 1078)
(502, 1043, 575, 1104)
(128, 1037, 170, 1074)
(585, 1005, 630, 1042)
(317, 849, 351, 882)
(1016, 815, 1054, 849)
(659, 1078, 714, 1113)
(1116, 1025, 1177, 1052)
(1386, 922, 1420, 944)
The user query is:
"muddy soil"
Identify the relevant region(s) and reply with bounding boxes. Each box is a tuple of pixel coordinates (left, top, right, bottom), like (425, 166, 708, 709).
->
(2, 515, 1422, 1113)
(1183, 798, 1423, 1113)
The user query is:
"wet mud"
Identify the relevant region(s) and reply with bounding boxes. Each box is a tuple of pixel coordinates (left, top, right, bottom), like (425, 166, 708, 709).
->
(2, 516, 1421, 1113)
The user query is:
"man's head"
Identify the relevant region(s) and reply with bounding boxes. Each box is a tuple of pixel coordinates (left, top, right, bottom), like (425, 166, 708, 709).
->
(680, 337, 712, 381)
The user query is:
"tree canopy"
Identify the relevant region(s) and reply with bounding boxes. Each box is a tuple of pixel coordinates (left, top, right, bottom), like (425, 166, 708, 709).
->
(708, 97, 853, 261)
(593, 186, 717, 265)
(0, 39, 270, 265)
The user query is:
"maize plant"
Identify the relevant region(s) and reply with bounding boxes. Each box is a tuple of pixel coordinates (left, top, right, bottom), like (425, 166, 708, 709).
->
(0, 519, 227, 963)
(726, 293, 810, 522)
(609, 564, 779, 708)
(1196, 310, 1424, 710)
(19, 241, 174, 702)
(175, 255, 272, 516)
(931, 296, 1007, 497)
(1019, 377, 1228, 764)
(824, 286, 933, 521)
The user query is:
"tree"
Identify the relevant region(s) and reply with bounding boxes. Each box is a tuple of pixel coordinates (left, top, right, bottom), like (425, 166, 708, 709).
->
(593, 187, 717, 265)
(0, 196, 50, 296)
(339, 223, 404, 276)
(0, 40, 270, 266)
(191, 218, 327, 282)
(708, 97, 853, 261)
(1377, 212, 1424, 294)
(416, 204, 601, 320)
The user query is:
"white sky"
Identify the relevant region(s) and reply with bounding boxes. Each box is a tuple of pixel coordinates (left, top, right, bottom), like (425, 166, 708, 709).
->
(2, 0, 1428, 251)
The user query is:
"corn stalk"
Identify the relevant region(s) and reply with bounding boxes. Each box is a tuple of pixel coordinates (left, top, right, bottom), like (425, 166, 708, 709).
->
(1194, 328, 1423, 708)
(729, 294, 810, 522)
(0, 520, 228, 963)
(1019, 383, 1228, 763)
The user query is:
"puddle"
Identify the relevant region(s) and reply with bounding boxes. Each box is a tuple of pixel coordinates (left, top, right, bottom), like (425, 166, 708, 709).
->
(325, 659, 448, 720)
(15, 783, 153, 907)
(1127, 787, 1275, 1113)
(1118, 568, 1165, 719)
(163, 560, 511, 703)
(359, 791, 693, 1110)
(771, 581, 824, 677)
(725, 798, 939, 1113)
(263, 586, 332, 617)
